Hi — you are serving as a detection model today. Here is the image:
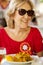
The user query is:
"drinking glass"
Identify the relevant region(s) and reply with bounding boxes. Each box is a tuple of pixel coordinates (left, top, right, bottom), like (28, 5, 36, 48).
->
(0, 47, 6, 62)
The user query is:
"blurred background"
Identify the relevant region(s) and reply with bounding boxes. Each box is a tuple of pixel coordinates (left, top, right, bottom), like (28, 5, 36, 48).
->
(0, 0, 43, 37)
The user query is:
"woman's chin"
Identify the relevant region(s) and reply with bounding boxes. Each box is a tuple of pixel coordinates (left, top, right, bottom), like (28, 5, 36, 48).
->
(20, 25, 28, 29)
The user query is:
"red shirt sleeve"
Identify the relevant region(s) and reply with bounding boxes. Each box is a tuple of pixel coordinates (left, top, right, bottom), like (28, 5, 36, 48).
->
(33, 28, 43, 53)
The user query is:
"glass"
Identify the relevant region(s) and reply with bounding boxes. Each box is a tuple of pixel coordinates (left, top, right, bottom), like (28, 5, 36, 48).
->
(18, 9, 34, 16)
(0, 47, 6, 62)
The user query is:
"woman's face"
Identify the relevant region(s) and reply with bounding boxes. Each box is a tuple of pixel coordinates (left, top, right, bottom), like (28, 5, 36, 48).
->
(14, 2, 33, 28)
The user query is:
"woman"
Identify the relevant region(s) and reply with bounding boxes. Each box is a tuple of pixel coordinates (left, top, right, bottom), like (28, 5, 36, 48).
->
(0, 0, 43, 56)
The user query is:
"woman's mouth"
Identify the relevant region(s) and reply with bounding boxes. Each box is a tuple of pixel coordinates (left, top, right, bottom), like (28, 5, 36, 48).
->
(21, 19, 28, 23)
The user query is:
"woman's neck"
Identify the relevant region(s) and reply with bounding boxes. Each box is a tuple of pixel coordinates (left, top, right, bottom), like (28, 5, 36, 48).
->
(7, 26, 30, 36)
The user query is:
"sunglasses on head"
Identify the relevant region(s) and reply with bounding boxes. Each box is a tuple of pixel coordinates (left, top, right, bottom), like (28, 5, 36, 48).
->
(18, 9, 34, 16)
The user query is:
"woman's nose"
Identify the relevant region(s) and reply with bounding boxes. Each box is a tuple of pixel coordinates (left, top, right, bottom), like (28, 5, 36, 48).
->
(24, 13, 28, 19)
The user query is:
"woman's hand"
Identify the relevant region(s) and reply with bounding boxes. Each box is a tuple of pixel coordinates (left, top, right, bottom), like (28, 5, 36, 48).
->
(37, 51, 43, 57)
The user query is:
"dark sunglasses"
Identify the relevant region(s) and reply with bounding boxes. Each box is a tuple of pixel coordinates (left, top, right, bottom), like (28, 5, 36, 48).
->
(18, 9, 34, 16)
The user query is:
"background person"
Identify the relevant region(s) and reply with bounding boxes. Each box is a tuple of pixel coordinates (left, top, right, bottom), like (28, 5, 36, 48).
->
(0, 0, 10, 9)
(0, 18, 7, 28)
(0, 0, 43, 57)
(32, 17, 38, 25)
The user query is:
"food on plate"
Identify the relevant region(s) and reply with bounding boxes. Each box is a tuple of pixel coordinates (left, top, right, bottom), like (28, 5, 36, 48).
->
(5, 52, 32, 62)
(5, 55, 14, 61)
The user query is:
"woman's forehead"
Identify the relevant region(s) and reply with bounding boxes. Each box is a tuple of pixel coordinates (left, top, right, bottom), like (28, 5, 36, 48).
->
(18, 2, 31, 10)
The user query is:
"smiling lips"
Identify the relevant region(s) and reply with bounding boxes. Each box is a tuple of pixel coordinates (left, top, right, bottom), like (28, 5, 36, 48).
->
(21, 19, 28, 23)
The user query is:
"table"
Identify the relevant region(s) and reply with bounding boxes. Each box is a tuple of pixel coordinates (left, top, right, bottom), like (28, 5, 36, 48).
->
(32, 57, 43, 65)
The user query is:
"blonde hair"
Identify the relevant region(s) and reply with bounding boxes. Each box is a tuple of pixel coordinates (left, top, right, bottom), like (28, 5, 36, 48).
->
(5, 0, 34, 28)
(8, 0, 34, 15)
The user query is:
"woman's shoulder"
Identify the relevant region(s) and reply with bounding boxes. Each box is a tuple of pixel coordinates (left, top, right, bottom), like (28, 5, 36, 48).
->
(0, 27, 5, 34)
(30, 27, 41, 36)
(28, 26, 40, 34)
(30, 27, 39, 32)
(0, 27, 4, 31)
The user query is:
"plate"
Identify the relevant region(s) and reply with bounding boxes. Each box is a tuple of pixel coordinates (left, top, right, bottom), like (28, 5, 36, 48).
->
(1, 59, 32, 65)
(1, 54, 34, 65)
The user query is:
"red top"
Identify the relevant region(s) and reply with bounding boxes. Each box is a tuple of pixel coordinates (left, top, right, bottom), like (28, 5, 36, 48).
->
(0, 27, 43, 54)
